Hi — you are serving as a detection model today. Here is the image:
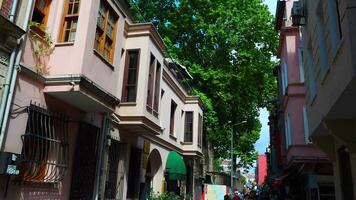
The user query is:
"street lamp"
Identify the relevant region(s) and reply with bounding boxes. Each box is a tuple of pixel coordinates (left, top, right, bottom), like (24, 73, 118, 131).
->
(229, 120, 247, 194)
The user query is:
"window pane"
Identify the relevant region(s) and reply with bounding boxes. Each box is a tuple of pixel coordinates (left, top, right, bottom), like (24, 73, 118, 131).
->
(71, 19, 77, 29)
(64, 30, 70, 42)
(127, 69, 137, 84)
(68, 3, 73, 15)
(68, 31, 76, 42)
(73, 3, 79, 14)
(127, 87, 137, 102)
(94, 31, 101, 50)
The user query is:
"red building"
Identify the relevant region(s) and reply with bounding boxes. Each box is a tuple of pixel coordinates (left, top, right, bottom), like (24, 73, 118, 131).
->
(256, 155, 267, 186)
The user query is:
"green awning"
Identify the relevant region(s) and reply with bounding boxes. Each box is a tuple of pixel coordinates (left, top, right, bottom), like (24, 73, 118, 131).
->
(165, 151, 186, 181)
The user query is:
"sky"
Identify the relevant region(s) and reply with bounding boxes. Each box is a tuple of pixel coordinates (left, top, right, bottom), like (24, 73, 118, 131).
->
(254, 0, 277, 155)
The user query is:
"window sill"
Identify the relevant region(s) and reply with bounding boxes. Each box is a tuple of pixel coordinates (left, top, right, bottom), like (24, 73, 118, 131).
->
(55, 42, 74, 47)
(180, 141, 193, 145)
(93, 49, 115, 70)
(120, 102, 137, 106)
(169, 135, 177, 141)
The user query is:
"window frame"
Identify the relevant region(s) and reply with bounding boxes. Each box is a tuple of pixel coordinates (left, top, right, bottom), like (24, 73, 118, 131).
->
(58, 0, 81, 43)
(122, 49, 140, 102)
(184, 111, 194, 143)
(327, 0, 342, 57)
(153, 62, 161, 114)
(298, 48, 305, 83)
(198, 114, 203, 148)
(146, 54, 155, 110)
(93, 0, 118, 63)
(169, 100, 177, 136)
(302, 106, 310, 144)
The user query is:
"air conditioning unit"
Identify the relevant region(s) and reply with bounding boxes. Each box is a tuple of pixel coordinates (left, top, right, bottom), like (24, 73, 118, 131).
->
(291, 1, 305, 26)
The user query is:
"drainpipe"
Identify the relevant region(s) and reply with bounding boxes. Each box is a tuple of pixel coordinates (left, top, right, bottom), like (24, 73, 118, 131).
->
(0, 0, 34, 151)
(94, 114, 109, 200)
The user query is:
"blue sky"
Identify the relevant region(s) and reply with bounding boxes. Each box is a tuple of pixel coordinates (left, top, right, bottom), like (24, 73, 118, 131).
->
(254, 0, 276, 155)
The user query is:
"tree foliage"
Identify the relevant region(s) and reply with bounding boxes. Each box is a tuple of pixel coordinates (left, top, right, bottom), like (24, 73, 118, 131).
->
(130, 0, 278, 166)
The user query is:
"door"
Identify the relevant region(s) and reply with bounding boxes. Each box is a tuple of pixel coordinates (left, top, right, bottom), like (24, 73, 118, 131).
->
(70, 122, 100, 200)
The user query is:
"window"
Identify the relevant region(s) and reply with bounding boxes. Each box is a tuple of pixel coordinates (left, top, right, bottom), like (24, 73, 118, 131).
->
(298, 48, 305, 82)
(94, 1, 118, 63)
(59, 0, 80, 42)
(20, 104, 68, 183)
(31, 0, 51, 26)
(198, 114, 203, 147)
(303, 106, 310, 144)
(122, 50, 140, 102)
(318, 184, 336, 200)
(281, 60, 288, 95)
(284, 114, 292, 149)
(316, 5, 329, 77)
(146, 54, 155, 109)
(153, 62, 161, 112)
(146, 55, 161, 116)
(184, 112, 193, 143)
(306, 46, 317, 103)
(327, 0, 342, 56)
(169, 100, 177, 136)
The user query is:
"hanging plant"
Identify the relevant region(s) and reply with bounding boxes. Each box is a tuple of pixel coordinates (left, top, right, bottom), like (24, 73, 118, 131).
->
(28, 21, 54, 75)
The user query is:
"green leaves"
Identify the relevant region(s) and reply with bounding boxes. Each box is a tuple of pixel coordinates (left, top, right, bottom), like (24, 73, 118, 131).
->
(130, 0, 278, 167)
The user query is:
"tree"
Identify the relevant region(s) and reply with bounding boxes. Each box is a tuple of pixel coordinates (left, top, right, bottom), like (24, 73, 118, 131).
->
(129, 0, 277, 167)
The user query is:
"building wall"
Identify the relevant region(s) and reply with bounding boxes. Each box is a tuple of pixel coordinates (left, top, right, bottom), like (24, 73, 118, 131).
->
(257, 155, 267, 186)
(0, 0, 12, 18)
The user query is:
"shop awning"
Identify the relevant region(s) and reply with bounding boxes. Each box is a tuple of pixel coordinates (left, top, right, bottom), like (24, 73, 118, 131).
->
(165, 151, 186, 181)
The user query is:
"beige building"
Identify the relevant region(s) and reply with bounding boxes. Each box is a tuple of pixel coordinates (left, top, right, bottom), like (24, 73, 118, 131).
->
(300, 0, 356, 199)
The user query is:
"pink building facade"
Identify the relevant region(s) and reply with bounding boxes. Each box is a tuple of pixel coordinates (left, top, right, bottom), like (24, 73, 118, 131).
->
(270, 0, 334, 199)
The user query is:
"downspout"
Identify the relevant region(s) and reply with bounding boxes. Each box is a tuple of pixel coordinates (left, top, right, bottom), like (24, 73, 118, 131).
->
(0, 0, 34, 151)
(94, 114, 109, 200)
(0, 0, 19, 149)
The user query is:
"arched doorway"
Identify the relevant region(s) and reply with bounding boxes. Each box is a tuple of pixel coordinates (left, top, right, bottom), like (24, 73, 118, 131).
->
(140, 149, 163, 199)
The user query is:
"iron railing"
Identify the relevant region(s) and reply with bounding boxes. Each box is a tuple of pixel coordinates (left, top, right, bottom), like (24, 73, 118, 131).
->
(20, 103, 68, 183)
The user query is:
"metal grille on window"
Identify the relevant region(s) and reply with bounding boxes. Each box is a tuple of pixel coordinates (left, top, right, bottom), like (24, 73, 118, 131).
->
(20, 103, 69, 183)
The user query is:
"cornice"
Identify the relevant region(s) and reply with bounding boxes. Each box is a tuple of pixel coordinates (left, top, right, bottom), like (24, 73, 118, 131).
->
(124, 22, 166, 55)
(20, 65, 120, 109)
(118, 115, 162, 135)
(163, 69, 205, 110)
(163, 68, 186, 102)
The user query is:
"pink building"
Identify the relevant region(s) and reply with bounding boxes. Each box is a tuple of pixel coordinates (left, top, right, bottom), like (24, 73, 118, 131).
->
(256, 155, 267, 186)
(271, 0, 334, 199)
